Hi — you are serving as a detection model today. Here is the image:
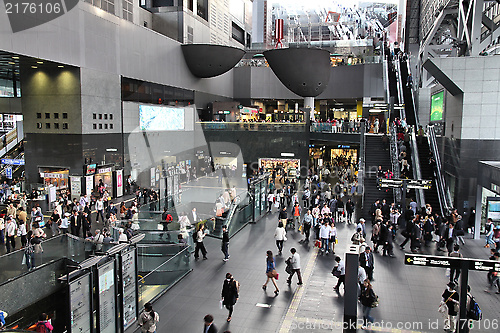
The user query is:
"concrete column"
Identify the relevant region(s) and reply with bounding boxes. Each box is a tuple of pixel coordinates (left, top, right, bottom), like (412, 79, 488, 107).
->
(304, 97, 315, 121)
(474, 184, 482, 239)
(344, 245, 360, 332)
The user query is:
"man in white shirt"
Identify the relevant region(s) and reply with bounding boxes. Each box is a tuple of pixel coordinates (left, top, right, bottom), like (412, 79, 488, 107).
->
(95, 198, 105, 223)
(5, 217, 17, 253)
(192, 208, 198, 223)
(319, 221, 332, 254)
(286, 248, 303, 285)
(334, 256, 346, 291)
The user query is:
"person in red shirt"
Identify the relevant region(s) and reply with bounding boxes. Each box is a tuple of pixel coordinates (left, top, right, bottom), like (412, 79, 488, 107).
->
(292, 202, 301, 231)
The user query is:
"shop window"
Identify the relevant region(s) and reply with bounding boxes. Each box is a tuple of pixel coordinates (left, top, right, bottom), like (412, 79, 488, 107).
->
(54, 123, 59, 129)
(63, 113, 68, 119)
(63, 123, 68, 129)
(104, 124, 108, 129)
(36, 113, 41, 119)
(93, 124, 97, 129)
(45, 123, 50, 129)
(45, 113, 50, 119)
(110, 123, 113, 129)
(99, 124, 103, 129)
(54, 113, 59, 119)
(93, 113, 97, 119)
(36, 122, 42, 129)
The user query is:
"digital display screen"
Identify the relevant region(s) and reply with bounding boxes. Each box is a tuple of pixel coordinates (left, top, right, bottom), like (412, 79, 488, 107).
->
(139, 105, 185, 131)
(86, 164, 96, 175)
(487, 200, 500, 222)
(430, 91, 444, 122)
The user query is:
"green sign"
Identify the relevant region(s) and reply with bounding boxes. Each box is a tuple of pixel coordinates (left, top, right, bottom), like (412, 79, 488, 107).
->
(430, 91, 444, 122)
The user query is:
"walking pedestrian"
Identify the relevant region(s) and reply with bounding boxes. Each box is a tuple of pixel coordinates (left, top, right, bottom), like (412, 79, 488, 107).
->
(274, 222, 286, 256)
(262, 250, 279, 296)
(5, 217, 16, 253)
(286, 248, 303, 286)
(300, 210, 313, 243)
(359, 279, 378, 328)
(221, 273, 239, 322)
(441, 282, 459, 332)
(221, 225, 230, 261)
(359, 247, 375, 281)
(138, 302, 159, 333)
(448, 244, 463, 283)
(203, 314, 217, 333)
(194, 224, 208, 260)
(333, 256, 346, 291)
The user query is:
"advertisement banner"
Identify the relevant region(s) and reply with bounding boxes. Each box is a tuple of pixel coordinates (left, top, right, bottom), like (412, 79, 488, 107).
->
(85, 176, 94, 196)
(70, 176, 82, 199)
(151, 167, 156, 188)
(116, 170, 123, 197)
(430, 91, 444, 122)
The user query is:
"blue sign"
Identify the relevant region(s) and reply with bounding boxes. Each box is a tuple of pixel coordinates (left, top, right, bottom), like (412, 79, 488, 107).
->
(1, 158, 25, 165)
(5, 167, 12, 179)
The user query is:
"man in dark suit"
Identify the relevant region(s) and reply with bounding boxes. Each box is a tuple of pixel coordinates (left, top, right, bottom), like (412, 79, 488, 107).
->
(81, 211, 92, 237)
(203, 314, 217, 333)
(444, 222, 457, 254)
(370, 199, 380, 225)
(359, 246, 375, 281)
(70, 211, 81, 237)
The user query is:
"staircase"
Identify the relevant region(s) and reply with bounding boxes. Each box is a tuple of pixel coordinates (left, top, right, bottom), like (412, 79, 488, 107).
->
(417, 139, 441, 215)
(362, 135, 393, 218)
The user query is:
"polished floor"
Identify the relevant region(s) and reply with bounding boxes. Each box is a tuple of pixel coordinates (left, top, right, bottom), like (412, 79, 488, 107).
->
(127, 204, 500, 333)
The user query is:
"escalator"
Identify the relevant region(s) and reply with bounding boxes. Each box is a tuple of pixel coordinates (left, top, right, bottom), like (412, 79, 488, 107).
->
(362, 135, 393, 218)
(417, 139, 442, 216)
(399, 59, 417, 127)
(386, 49, 400, 105)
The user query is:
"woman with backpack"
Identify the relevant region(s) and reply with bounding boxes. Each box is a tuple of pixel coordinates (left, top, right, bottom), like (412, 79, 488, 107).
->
(138, 302, 159, 333)
(221, 272, 239, 322)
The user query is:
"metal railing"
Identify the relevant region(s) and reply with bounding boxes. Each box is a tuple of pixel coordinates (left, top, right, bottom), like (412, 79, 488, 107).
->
(358, 120, 366, 209)
(382, 46, 391, 103)
(405, 59, 420, 124)
(395, 58, 404, 106)
(389, 124, 402, 203)
(198, 122, 306, 132)
(310, 122, 363, 133)
(410, 127, 425, 208)
(427, 125, 453, 214)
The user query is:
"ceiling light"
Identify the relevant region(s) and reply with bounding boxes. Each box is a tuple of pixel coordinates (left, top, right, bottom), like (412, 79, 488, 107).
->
(31, 66, 37, 69)
(12, 56, 19, 59)
(8, 62, 15, 65)
(58, 65, 64, 68)
(37, 61, 43, 64)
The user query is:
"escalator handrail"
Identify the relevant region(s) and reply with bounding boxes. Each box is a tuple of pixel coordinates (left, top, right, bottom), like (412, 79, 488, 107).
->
(389, 124, 402, 203)
(405, 59, 419, 125)
(427, 125, 453, 214)
(382, 47, 391, 103)
(409, 128, 426, 208)
(358, 120, 366, 209)
(395, 59, 405, 115)
(224, 195, 241, 229)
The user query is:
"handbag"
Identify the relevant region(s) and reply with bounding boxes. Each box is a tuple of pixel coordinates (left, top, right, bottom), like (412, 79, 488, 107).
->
(438, 301, 447, 315)
(283, 235, 287, 242)
(371, 295, 379, 308)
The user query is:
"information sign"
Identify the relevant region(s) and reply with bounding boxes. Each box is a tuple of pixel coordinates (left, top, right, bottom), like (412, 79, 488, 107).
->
(69, 274, 92, 333)
(121, 248, 137, 330)
(98, 261, 116, 333)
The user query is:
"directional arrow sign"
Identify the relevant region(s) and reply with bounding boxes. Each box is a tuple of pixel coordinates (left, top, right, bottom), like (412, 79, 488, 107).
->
(404, 254, 461, 268)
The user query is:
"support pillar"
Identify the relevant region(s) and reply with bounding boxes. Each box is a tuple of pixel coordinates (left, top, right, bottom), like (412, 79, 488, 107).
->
(474, 185, 482, 240)
(344, 246, 360, 333)
(304, 97, 315, 121)
(458, 261, 470, 333)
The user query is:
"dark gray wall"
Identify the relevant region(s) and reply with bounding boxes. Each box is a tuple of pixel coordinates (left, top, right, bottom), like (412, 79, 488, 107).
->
(235, 63, 385, 101)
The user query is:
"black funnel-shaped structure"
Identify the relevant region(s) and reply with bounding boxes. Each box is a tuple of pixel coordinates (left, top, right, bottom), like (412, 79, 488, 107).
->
(181, 44, 245, 78)
(263, 48, 331, 97)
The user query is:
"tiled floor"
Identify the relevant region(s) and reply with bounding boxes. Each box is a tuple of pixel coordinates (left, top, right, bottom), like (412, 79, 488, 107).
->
(129, 204, 500, 333)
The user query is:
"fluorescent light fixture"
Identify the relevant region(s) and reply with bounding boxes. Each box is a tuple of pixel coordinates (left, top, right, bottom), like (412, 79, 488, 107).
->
(369, 109, 383, 113)
(281, 153, 295, 157)
(37, 61, 43, 64)
(58, 65, 64, 68)
(8, 62, 15, 65)
(31, 66, 37, 69)
(106, 148, 118, 152)
(12, 56, 19, 59)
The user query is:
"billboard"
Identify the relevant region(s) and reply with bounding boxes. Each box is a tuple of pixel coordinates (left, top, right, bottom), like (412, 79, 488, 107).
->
(139, 105, 184, 131)
(430, 91, 444, 122)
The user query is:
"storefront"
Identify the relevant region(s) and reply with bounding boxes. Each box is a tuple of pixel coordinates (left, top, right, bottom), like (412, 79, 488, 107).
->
(475, 161, 500, 239)
(39, 168, 69, 190)
(239, 107, 259, 122)
(95, 165, 114, 197)
(259, 158, 300, 179)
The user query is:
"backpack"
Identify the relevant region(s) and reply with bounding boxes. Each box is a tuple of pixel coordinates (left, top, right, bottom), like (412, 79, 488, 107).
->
(36, 322, 50, 333)
(331, 266, 341, 277)
(467, 296, 482, 320)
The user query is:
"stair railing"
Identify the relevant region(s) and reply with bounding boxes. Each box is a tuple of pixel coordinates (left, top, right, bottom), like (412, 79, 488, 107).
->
(410, 127, 425, 209)
(389, 123, 401, 203)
